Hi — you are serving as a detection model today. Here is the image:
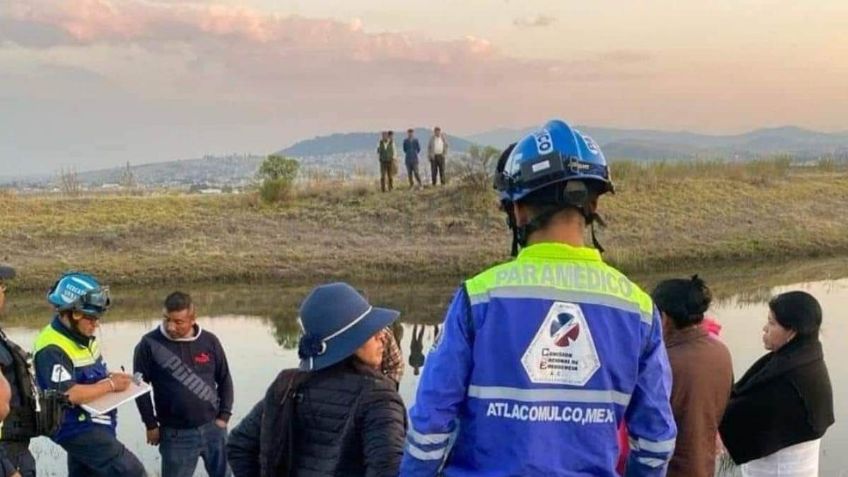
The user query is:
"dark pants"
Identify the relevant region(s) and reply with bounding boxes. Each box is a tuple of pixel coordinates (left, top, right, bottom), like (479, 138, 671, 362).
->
(431, 154, 446, 185)
(406, 158, 422, 187)
(60, 426, 145, 477)
(380, 161, 393, 192)
(160, 421, 231, 477)
(0, 440, 35, 477)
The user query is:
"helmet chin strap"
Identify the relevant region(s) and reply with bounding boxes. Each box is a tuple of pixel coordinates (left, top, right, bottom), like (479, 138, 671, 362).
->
(62, 312, 88, 337)
(589, 215, 606, 254)
(506, 204, 607, 256)
(503, 203, 521, 257)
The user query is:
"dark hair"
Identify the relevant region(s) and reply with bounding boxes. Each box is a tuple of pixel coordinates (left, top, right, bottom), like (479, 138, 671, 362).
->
(407, 128, 414, 133)
(388, 130, 394, 136)
(768, 291, 822, 337)
(651, 275, 712, 328)
(164, 291, 193, 313)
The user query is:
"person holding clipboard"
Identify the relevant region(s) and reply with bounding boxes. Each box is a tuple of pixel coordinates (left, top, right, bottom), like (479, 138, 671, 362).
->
(33, 272, 145, 477)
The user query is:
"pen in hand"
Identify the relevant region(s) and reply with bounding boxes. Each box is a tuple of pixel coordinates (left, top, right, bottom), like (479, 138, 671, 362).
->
(120, 365, 145, 385)
(120, 365, 136, 383)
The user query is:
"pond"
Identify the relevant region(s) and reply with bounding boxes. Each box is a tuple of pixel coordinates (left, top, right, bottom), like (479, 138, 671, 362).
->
(2, 261, 847, 476)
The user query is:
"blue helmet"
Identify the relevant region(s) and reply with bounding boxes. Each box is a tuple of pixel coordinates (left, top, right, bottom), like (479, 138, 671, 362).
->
(495, 119, 614, 202)
(47, 272, 111, 317)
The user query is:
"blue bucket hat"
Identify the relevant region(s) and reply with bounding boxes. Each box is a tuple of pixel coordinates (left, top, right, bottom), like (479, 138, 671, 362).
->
(297, 282, 400, 371)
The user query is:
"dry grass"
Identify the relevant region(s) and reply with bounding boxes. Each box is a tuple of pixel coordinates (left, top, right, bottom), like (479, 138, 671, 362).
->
(2, 159, 848, 292)
(612, 157, 795, 185)
(602, 160, 848, 272)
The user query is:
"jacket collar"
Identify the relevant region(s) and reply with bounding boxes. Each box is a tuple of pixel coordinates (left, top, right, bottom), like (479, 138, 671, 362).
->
(734, 336, 823, 394)
(323, 357, 384, 380)
(51, 315, 94, 348)
(518, 242, 602, 263)
(665, 325, 708, 348)
(158, 322, 202, 342)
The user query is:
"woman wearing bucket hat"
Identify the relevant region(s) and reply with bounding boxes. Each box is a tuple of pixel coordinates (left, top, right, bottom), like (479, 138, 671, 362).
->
(228, 282, 407, 477)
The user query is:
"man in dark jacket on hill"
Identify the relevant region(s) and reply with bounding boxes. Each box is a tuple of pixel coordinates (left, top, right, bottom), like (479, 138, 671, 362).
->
(134, 291, 234, 477)
(403, 129, 423, 188)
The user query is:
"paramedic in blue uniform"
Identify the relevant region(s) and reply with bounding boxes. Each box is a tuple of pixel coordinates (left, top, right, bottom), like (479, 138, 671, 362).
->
(400, 119, 677, 477)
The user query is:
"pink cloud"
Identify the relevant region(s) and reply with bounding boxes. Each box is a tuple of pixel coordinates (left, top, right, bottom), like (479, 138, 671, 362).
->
(1, 0, 497, 65)
(3, 0, 139, 42)
(0, 0, 654, 135)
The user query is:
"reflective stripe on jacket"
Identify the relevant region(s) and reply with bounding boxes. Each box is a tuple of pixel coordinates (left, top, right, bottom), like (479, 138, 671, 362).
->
(33, 317, 115, 443)
(400, 243, 676, 477)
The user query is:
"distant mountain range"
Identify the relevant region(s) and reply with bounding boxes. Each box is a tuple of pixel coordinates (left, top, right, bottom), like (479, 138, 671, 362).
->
(277, 128, 475, 156)
(467, 125, 848, 161)
(2, 125, 845, 187)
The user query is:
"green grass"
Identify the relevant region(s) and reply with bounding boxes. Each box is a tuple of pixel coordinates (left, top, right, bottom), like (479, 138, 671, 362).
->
(2, 159, 848, 292)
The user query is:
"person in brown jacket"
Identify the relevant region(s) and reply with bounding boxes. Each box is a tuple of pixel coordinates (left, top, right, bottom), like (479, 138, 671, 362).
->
(651, 275, 733, 477)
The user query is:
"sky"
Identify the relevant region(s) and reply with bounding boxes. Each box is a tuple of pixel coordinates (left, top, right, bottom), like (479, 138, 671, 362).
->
(1, 0, 847, 175)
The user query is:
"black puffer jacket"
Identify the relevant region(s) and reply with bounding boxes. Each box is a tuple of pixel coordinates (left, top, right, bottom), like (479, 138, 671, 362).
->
(228, 359, 407, 477)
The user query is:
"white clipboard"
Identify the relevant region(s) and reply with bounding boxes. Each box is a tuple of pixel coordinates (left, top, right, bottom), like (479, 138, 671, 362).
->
(81, 380, 152, 415)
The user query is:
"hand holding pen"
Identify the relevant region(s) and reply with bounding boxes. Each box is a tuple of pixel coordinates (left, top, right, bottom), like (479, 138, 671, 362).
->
(106, 366, 133, 393)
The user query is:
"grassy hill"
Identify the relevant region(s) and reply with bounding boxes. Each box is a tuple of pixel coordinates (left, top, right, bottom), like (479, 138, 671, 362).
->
(2, 160, 848, 291)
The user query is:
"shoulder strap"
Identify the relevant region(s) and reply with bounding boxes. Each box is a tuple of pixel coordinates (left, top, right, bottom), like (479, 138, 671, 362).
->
(275, 369, 305, 404)
(259, 369, 307, 477)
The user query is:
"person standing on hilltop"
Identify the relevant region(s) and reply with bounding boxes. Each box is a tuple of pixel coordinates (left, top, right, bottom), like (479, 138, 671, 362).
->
(400, 119, 676, 477)
(427, 126, 448, 186)
(403, 129, 423, 189)
(33, 272, 145, 477)
(134, 291, 234, 477)
(378, 131, 395, 192)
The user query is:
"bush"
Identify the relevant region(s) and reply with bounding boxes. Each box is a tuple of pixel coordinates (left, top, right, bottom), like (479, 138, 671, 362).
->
(258, 155, 299, 203)
(260, 178, 294, 203)
(455, 145, 502, 192)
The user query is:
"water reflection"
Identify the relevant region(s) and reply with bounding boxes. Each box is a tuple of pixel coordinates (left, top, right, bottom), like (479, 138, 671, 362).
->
(409, 324, 426, 376)
(1, 259, 847, 475)
(7, 256, 848, 329)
